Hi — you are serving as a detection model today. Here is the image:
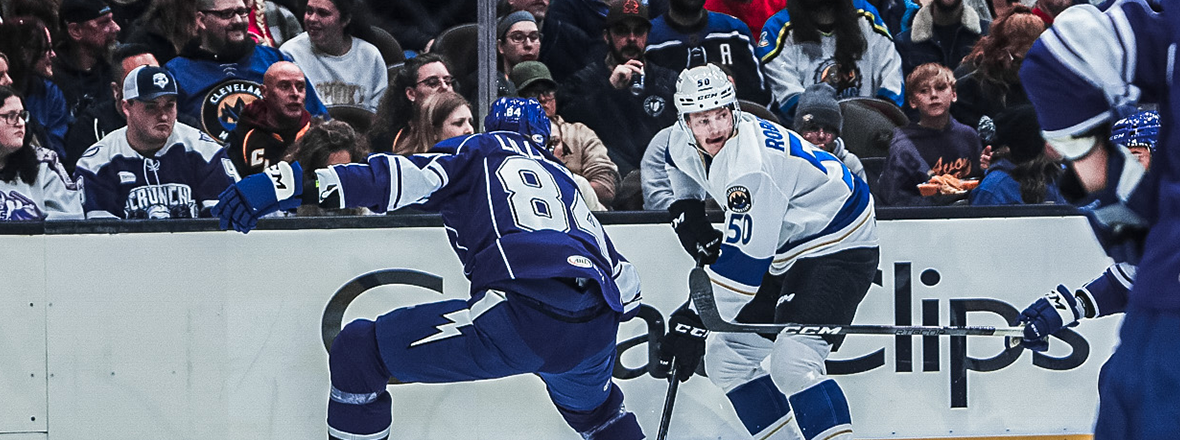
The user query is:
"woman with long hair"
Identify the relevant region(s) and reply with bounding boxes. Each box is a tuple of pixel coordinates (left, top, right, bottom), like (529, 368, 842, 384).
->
(0, 17, 69, 158)
(970, 104, 1065, 205)
(368, 53, 455, 153)
(125, 0, 200, 64)
(0, 86, 82, 220)
(394, 91, 473, 155)
(951, 5, 1045, 133)
(283, 118, 372, 216)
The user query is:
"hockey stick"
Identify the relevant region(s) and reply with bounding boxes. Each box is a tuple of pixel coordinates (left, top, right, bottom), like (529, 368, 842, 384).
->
(655, 364, 679, 440)
(689, 268, 1026, 337)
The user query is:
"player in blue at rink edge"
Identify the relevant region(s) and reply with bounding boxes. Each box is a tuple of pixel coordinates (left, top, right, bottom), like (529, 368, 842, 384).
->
(212, 98, 646, 440)
(652, 64, 879, 440)
(1016, 0, 1179, 438)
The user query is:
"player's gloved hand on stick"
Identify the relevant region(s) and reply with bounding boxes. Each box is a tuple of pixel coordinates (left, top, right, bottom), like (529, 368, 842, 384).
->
(653, 308, 708, 382)
(1018, 284, 1087, 351)
(212, 161, 304, 233)
(668, 199, 723, 264)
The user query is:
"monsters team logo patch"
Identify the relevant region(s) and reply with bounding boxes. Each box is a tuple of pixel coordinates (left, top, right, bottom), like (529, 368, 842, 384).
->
(643, 95, 666, 117)
(202, 79, 263, 144)
(812, 58, 863, 99)
(727, 186, 751, 213)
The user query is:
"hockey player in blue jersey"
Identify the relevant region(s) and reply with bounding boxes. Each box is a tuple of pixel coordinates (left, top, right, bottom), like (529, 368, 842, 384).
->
(653, 64, 879, 440)
(1017, 1, 1178, 438)
(212, 98, 646, 440)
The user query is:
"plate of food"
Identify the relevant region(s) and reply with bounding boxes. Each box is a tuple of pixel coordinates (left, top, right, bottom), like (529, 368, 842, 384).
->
(918, 174, 979, 196)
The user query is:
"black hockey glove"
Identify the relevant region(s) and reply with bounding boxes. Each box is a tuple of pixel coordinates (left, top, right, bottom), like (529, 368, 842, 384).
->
(653, 308, 708, 382)
(669, 199, 723, 264)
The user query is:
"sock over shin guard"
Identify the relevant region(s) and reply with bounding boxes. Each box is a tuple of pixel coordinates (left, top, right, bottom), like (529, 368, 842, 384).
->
(327, 320, 393, 440)
(726, 375, 792, 435)
(555, 383, 643, 439)
(787, 379, 853, 440)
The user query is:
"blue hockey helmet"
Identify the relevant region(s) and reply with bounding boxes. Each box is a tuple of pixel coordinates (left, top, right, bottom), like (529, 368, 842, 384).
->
(1110, 110, 1160, 151)
(485, 97, 552, 150)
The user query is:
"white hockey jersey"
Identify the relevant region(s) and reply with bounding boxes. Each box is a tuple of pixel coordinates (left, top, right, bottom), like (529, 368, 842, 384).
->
(0, 147, 83, 221)
(663, 113, 878, 320)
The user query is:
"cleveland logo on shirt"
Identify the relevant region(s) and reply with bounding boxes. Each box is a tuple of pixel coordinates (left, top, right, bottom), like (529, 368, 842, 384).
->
(124, 183, 197, 219)
(202, 79, 263, 144)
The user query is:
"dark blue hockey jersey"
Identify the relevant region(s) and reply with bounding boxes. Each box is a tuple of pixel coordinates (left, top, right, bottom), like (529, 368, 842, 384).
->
(165, 44, 328, 145)
(1020, 0, 1180, 311)
(314, 131, 642, 314)
(73, 123, 236, 219)
(646, 12, 771, 104)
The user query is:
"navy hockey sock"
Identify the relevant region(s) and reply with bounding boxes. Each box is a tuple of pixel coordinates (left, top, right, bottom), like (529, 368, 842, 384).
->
(726, 375, 791, 435)
(555, 383, 643, 439)
(788, 379, 853, 440)
(327, 320, 393, 440)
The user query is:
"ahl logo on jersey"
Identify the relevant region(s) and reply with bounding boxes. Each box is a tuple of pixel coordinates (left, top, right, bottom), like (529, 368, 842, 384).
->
(567, 255, 594, 268)
(202, 79, 264, 144)
(727, 186, 751, 213)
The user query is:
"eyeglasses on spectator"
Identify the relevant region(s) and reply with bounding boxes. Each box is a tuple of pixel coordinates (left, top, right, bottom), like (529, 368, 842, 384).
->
(417, 75, 456, 89)
(505, 31, 542, 44)
(0, 110, 30, 125)
(202, 7, 250, 20)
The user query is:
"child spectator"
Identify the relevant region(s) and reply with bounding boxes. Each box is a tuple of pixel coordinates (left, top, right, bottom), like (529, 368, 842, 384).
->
(393, 91, 474, 155)
(878, 62, 983, 206)
(970, 104, 1066, 205)
(283, 119, 372, 216)
(794, 82, 867, 181)
(0, 86, 83, 220)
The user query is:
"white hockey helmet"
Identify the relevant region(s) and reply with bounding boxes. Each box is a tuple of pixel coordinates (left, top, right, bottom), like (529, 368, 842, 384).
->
(675, 64, 740, 151)
(675, 64, 738, 115)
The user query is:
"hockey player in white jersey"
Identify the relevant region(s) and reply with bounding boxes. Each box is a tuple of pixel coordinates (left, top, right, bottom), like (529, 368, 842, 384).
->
(652, 64, 879, 440)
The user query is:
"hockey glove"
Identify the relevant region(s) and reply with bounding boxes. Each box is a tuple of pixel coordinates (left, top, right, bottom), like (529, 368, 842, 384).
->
(653, 308, 708, 382)
(212, 161, 304, 233)
(1018, 285, 1089, 351)
(668, 199, 723, 265)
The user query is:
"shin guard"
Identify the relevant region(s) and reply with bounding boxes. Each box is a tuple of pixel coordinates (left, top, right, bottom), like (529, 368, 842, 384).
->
(555, 383, 643, 440)
(726, 375, 792, 435)
(787, 379, 853, 440)
(327, 320, 393, 440)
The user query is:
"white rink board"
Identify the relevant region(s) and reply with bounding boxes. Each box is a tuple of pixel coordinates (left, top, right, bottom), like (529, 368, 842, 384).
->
(0, 215, 1118, 439)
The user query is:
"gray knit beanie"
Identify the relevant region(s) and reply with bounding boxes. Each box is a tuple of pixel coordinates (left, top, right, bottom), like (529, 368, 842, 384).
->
(794, 83, 843, 135)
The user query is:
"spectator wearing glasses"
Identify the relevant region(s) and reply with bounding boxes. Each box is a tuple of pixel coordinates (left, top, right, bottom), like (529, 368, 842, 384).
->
(225, 61, 312, 177)
(504, 0, 597, 84)
(794, 83, 866, 181)
(0, 86, 84, 221)
(560, 0, 677, 210)
(63, 44, 159, 174)
(514, 61, 618, 208)
(74, 66, 237, 219)
(280, 0, 387, 117)
(393, 90, 474, 155)
(497, 11, 541, 98)
(54, 0, 122, 118)
(166, 0, 328, 144)
(369, 53, 455, 153)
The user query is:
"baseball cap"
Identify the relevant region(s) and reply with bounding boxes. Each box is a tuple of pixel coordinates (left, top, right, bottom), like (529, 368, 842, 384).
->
(510, 61, 557, 93)
(604, 0, 650, 28)
(123, 65, 178, 102)
(60, 0, 112, 24)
